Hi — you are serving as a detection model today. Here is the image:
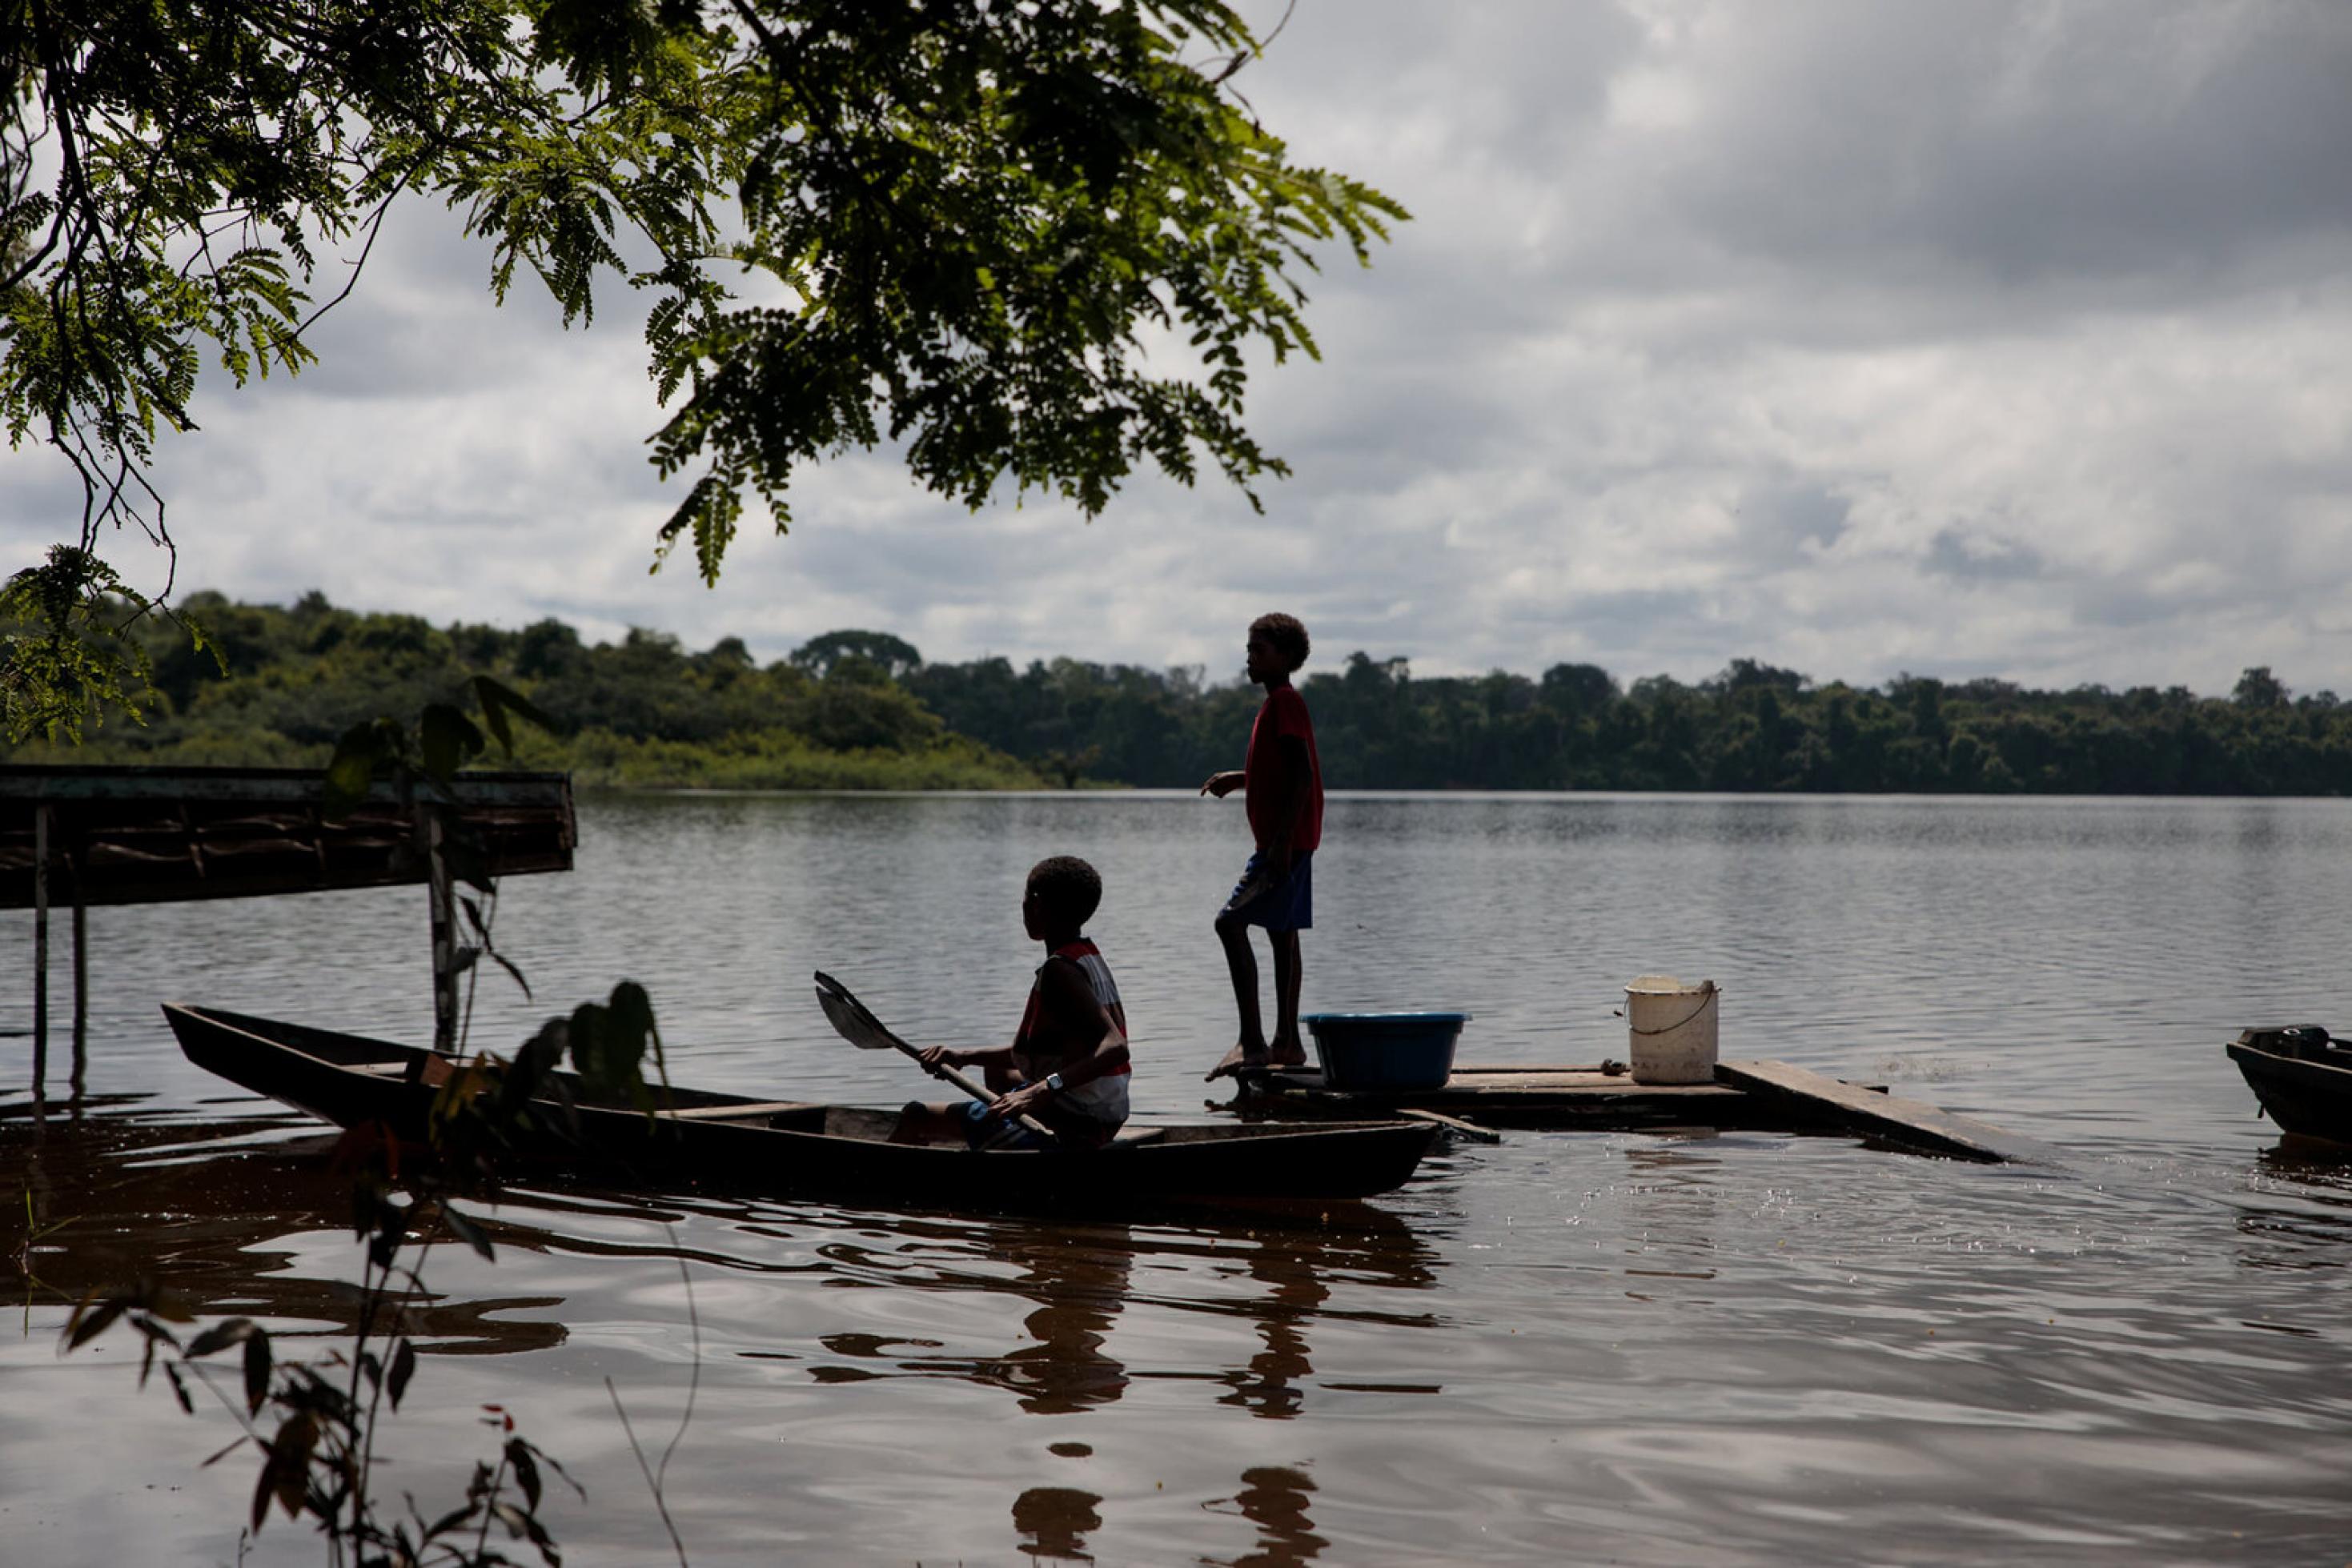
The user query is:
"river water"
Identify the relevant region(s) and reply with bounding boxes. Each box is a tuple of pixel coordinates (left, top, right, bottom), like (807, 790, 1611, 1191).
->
(5, 792, 2351, 1565)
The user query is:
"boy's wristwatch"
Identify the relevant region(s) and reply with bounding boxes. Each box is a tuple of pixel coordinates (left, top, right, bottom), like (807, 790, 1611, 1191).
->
(1044, 1073, 1065, 1092)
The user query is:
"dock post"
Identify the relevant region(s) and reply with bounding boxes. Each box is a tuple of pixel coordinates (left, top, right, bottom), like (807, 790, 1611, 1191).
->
(70, 892, 87, 1101)
(426, 810, 458, 1054)
(31, 803, 49, 1097)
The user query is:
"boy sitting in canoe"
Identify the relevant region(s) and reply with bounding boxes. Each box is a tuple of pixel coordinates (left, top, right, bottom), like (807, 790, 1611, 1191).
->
(891, 856, 1134, 1149)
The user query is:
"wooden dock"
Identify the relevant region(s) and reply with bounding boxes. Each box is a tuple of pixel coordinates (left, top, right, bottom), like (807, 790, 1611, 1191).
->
(0, 765, 573, 908)
(5, 764, 576, 1096)
(1231, 1059, 2054, 1165)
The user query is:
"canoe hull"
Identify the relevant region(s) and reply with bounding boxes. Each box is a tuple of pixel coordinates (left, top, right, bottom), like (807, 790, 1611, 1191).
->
(2228, 1029, 2352, 1146)
(163, 1004, 1439, 1209)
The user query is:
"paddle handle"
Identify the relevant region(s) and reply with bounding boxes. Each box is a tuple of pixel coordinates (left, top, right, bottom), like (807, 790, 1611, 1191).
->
(1396, 1106, 1503, 1145)
(812, 972, 1059, 1143)
(901, 1041, 1059, 1143)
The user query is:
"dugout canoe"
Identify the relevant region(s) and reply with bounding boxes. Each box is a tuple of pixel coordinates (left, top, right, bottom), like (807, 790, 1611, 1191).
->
(161, 1004, 1439, 1208)
(2229, 1025, 2352, 1146)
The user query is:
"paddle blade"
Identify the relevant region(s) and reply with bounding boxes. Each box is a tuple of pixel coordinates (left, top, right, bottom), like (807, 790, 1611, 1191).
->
(813, 972, 905, 1053)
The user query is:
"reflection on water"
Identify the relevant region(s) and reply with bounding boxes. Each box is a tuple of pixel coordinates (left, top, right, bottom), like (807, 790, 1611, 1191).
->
(1005, 1460, 1332, 1566)
(1220, 1235, 1316, 1419)
(810, 1221, 1135, 1414)
(2236, 1142, 2352, 1270)
(799, 1207, 1441, 1423)
(1203, 1466, 1327, 1567)
(1010, 1461, 1339, 1567)
(1, 1107, 584, 1353)
(3, 1104, 1443, 1563)
(1012, 1484, 1102, 1562)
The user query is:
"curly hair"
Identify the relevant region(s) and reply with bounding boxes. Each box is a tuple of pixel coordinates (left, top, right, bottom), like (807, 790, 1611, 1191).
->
(1250, 612, 1310, 672)
(1026, 855, 1103, 927)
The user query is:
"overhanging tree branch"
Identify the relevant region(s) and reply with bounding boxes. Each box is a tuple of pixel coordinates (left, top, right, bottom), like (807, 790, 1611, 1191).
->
(2, 0, 1405, 743)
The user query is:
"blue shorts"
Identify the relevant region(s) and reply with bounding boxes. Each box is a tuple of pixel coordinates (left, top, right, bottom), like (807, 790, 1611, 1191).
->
(961, 1098, 1051, 1149)
(1224, 849, 1313, 932)
(958, 1098, 1124, 1150)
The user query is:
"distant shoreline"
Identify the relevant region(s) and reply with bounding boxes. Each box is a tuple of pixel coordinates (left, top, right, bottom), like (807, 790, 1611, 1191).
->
(10, 592, 2347, 797)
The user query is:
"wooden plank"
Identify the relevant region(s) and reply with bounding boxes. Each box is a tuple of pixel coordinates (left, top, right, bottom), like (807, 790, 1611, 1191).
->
(1237, 1065, 1752, 1130)
(1266, 1065, 1728, 1101)
(1716, 1059, 2061, 1165)
(1225, 1056, 2053, 1161)
(1448, 1067, 1618, 1081)
(1272, 1065, 1667, 1091)
(1441, 1071, 1648, 1090)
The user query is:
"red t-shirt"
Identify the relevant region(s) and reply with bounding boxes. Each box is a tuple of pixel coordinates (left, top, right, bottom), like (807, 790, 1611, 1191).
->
(1245, 684, 1323, 855)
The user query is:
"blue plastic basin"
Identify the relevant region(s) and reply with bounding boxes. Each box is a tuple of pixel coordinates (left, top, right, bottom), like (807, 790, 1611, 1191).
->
(1301, 1011, 1469, 1090)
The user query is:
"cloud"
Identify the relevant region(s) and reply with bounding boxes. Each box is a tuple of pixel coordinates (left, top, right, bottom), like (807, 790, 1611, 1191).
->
(6, 0, 2350, 699)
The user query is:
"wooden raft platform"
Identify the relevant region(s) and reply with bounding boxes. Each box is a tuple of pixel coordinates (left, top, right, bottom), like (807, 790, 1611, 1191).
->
(1234, 1059, 2055, 1165)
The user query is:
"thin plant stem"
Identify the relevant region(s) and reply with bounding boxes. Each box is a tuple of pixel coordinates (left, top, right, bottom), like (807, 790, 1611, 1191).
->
(472, 1449, 516, 1564)
(458, 876, 492, 1054)
(604, 1221, 701, 1566)
(655, 1222, 703, 1493)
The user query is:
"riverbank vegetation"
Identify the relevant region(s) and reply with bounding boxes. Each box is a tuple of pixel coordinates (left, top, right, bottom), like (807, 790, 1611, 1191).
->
(6, 593, 2347, 795)
(2, 593, 1044, 790)
(913, 650, 2352, 796)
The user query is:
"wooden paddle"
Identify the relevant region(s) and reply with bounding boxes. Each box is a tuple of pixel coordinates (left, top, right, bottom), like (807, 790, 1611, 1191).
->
(811, 970, 1059, 1145)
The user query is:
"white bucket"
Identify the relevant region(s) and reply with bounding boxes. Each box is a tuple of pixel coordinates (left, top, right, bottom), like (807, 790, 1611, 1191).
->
(1624, 975, 1720, 1084)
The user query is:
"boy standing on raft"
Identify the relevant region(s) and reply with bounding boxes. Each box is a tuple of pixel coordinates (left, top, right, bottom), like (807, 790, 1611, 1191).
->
(1203, 612, 1324, 1081)
(893, 856, 1133, 1148)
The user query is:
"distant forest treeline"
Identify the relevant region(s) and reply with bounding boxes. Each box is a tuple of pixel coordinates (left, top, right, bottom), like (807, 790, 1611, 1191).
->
(10, 592, 2352, 795)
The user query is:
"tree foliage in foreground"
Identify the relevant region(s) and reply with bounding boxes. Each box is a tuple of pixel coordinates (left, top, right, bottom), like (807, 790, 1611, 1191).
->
(0, 0, 1403, 740)
(9, 593, 2351, 796)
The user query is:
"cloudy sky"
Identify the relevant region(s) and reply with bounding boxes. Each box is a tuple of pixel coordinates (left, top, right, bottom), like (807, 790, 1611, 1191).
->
(9, 0, 2351, 695)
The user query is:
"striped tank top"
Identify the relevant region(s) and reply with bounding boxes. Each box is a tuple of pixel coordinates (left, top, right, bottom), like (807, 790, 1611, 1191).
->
(1013, 938, 1131, 1125)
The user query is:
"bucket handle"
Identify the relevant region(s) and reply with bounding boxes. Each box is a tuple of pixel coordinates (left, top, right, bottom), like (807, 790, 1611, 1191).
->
(1628, 984, 1718, 1037)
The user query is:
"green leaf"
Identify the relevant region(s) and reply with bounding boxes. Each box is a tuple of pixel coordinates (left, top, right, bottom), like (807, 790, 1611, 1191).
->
(130, 1311, 184, 1350)
(442, 1203, 498, 1262)
(485, 948, 535, 1001)
(323, 719, 400, 820)
(388, 1339, 419, 1410)
(419, 702, 486, 784)
(253, 1411, 317, 1530)
(243, 1329, 274, 1415)
(508, 1437, 544, 1510)
(473, 675, 556, 757)
(65, 1297, 126, 1351)
(426, 1502, 476, 1541)
(439, 832, 497, 895)
(0, 548, 168, 744)
(187, 1317, 258, 1358)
